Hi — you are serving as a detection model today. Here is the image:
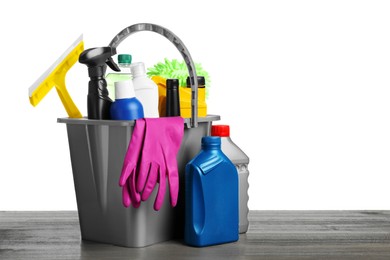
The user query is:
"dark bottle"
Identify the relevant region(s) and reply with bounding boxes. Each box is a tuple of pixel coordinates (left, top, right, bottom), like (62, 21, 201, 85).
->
(166, 79, 181, 117)
(79, 47, 120, 119)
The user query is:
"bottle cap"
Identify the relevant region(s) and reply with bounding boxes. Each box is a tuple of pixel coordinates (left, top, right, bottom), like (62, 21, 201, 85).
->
(130, 62, 146, 77)
(114, 80, 136, 99)
(211, 125, 230, 137)
(118, 54, 132, 65)
(201, 136, 221, 147)
(186, 76, 205, 87)
(166, 79, 180, 90)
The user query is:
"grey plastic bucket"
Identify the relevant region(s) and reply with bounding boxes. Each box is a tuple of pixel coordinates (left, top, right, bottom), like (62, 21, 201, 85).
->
(58, 23, 218, 247)
(58, 115, 220, 247)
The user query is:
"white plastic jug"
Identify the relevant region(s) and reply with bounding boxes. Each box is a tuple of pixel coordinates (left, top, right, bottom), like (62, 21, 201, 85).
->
(211, 125, 250, 234)
(130, 62, 159, 118)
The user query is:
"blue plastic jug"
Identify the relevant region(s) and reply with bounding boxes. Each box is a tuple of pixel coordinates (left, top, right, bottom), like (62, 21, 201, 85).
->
(185, 136, 239, 247)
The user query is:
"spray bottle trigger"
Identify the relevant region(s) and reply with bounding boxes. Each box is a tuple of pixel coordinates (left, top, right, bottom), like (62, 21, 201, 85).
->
(106, 57, 120, 72)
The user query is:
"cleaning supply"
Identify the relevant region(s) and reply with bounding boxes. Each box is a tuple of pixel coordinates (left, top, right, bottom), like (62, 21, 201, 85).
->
(211, 125, 250, 233)
(110, 80, 144, 120)
(106, 54, 132, 100)
(79, 47, 120, 119)
(108, 24, 201, 128)
(147, 58, 210, 89)
(119, 117, 184, 210)
(152, 75, 207, 118)
(136, 117, 184, 210)
(186, 76, 205, 89)
(130, 62, 159, 118)
(28, 34, 84, 118)
(184, 76, 207, 117)
(147, 58, 209, 118)
(55, 23, 220, 248)
(119, 119, 146, 208)
(185, 136, 239, 247)
(166, 79, 180, 117)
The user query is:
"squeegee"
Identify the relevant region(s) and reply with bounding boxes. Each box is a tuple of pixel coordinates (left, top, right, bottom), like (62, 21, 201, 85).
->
(28, 34, 84, 118)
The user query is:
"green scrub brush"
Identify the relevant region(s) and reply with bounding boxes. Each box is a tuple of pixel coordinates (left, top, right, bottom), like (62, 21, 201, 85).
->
(147, 58, 210, 94)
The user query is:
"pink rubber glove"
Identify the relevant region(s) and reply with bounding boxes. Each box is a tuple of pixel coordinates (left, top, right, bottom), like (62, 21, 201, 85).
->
(136, 117, 184, 211)
(118, 119, 146, 208)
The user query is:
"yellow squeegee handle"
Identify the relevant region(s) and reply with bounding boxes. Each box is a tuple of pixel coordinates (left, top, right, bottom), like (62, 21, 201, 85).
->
(53, 40, 84, 118)
(53, 73, 82, 118)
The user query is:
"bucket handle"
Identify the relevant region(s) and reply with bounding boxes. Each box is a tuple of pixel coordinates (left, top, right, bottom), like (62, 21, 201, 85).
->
(109, 23, 199, 128)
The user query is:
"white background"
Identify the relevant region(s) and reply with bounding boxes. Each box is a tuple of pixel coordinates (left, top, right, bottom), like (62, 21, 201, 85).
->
(1, 0, 390, 210)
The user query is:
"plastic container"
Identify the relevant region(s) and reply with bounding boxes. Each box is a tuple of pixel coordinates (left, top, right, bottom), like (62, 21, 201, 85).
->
(152, 75, 207, 118)
(58, 22, 216, 248)
(58, 115, 220, 247)
(110, 80, 144, 120)
(79, 47, 120, 120)
(186, 76, 205, 88)
(106, 54, 132, 100)
(185, 136, 239, 247)
(130, 62, 159, 118)
(184, 76, 207, 118)
(211, 125, 250, 233)
(166, 79, 180, 117)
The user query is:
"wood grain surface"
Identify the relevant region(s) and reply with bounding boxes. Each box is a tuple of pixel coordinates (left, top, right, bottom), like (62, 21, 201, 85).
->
(0, 211, 389, 259)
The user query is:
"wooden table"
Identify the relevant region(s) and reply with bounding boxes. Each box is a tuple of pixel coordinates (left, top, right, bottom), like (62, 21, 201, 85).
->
(1, 211, 389, 259)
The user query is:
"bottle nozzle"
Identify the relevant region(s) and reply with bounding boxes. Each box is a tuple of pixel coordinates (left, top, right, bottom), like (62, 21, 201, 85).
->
(106, 56, 120, 72)
(79, 47, 120, 77)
